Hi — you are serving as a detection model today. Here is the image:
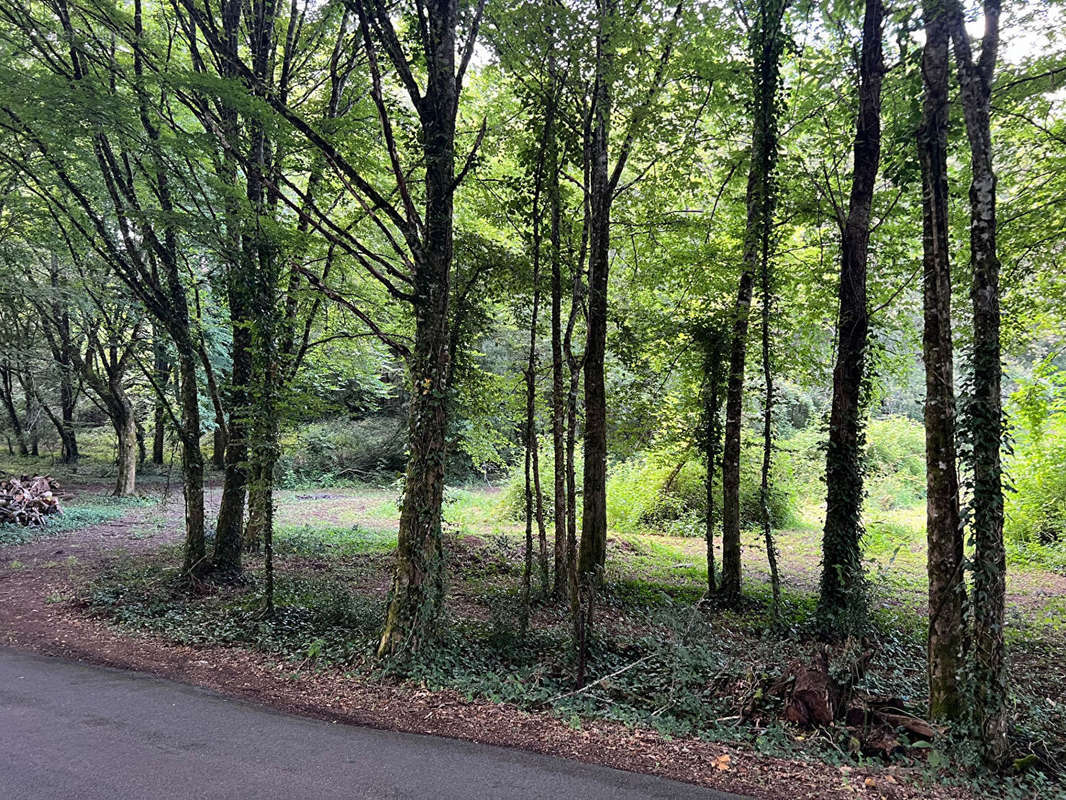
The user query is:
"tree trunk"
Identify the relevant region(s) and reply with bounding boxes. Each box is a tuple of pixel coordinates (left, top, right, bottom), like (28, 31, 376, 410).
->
(577, 0, 616, 585)
(1, 365, 29, 457)
(759, 239, 781, 612)
(720, 0, 787, 603)
(818, 0, 885, 628)
(151, 331, 169, 465)
(699, 327, 727, 595)
(919, 0, 965, 722)
(174, 346, 207, 576)
(377, 0, 458, 657)
(949, 0, 1007, 761)
(549, 115, 567, 600)
(215, 322, 250, 567)
(521, 402, 535, 634)
(113, 398, 137, 496)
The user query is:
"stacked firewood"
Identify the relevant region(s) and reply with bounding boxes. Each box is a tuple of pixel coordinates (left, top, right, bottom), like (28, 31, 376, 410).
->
(0, 475, 61, 525)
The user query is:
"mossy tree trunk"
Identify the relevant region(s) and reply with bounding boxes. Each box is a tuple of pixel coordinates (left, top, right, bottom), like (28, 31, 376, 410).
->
(818, 0, 885, 630)
(919, 0, 965, 723)
(721, 0, 787, 604)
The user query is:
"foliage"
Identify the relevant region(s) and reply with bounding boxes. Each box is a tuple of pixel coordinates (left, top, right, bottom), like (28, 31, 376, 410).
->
(1005, 363, 1066, 549)
(276, 417, 408, 487)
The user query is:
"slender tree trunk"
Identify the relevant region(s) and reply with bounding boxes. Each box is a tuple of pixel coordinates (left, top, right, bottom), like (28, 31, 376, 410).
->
(949, 0, 1007, 761)
(524, 101, 553, 603)
(151, 330, 168, 465)
(378, 1, 459, 656)
(177, 347, 207, 576)
(58, 371, 78, 464)
(700, 327, 727, 595)
(521, 406, 534, 634)
(24, 383, 39, 457)
(759, 236, 780, 611)
(818, 0, 885, 628)
(47, 253, 80, 464)
(1, 365, 29, 456)
(563, 222, 585, 649)
(919, 0, 965, 722)
(550, 122, 567, 600)
(720, 0, 787, 603)
(577, 0, 616, 585)
(533, 435, 549, 596)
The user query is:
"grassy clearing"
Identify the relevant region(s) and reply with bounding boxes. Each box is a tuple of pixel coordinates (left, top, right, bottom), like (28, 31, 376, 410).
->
(0, 494, 155, 547)
(81, 485, 1065, 797)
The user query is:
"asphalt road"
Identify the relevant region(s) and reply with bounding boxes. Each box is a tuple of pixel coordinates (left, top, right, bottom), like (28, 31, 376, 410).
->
(0, 647, 747, 800)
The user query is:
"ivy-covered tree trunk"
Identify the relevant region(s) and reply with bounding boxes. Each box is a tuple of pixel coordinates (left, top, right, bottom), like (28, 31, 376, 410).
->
(919, 0, 965, 722)
(177, 346, 207, 576)
(949, 0, 1007, 761)
(758, 222, 781, 611)
(818, 0, 884, 628)
(377, 0, 459, 657)
(577, 0, 616, 584)
(213, 0, 250, 571)
(720, 0, 787, 604)
(564, 265, 584, 642)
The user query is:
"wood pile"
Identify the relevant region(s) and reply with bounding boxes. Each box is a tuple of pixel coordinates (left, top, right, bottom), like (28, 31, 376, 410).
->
(0, 475, 61, 525)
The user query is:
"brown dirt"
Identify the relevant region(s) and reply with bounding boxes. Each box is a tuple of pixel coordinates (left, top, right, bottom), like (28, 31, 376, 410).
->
(0, 492, 974, 800)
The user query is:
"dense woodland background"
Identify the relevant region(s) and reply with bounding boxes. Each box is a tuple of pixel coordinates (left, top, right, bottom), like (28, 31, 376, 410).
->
(0, 0, 1065, 794)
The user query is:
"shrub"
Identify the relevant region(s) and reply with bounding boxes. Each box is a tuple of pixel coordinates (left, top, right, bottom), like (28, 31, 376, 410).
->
(503, 446, 794, 535)
(276, 416, 407, 487)
(1006, 414, 1066, 547)
(864, 416, 926, 511)
(774, 415, 926, 514)
(498, 446, 581, 523)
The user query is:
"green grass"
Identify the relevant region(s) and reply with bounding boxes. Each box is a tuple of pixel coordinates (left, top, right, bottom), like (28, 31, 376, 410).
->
(275, 523, 397, 558)
(0, 495, 153, 547)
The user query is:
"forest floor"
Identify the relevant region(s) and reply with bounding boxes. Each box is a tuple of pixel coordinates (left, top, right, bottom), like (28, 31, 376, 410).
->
(0, 471, 1063, 799)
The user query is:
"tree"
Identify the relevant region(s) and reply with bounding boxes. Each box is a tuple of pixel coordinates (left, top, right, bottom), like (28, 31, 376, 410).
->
(919, 0, 965, 722)
(818, 0, 886, 630)
(948, 0, 1007, 761)
(720, 0, 788, 603)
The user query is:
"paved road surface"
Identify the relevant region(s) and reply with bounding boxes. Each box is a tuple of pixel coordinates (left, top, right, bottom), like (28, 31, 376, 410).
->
(0, 647, 747, 799)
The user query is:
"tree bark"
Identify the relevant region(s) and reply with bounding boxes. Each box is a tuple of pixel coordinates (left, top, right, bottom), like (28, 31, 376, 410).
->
(919, 0, 965, 722)
(0, 363, 29, 456)
(699, 327, 727, 595)
(377, 0, 460, 657)
(151, 329, 168, 465)
(577, 0, 616, 584)
(759, 235, 780, 611)
(112, 394, 137, 496)
(549, 106, 568, 600)
(818, 0, 885, 627)
(213, 0, 250, 572)
(720, 0, 787, 603)
(948, 0, 1007, 761)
